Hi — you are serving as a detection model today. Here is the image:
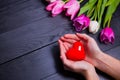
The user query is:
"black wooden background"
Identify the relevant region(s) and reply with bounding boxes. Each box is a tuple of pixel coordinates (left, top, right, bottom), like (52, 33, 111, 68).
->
(0, 0, 120, 80)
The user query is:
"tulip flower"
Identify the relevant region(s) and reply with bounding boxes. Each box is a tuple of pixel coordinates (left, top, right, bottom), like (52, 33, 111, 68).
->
(46, 0, 56, 3)
(89, 21, 100, 34)
(73, 14, 90, 32)
(64, 0, 80, 20)
(46, 0, 65, 17)
(100, 27, 115, 44)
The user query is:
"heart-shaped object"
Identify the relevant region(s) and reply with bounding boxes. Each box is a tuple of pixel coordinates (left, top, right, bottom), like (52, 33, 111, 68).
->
(66, 41, 85, 61)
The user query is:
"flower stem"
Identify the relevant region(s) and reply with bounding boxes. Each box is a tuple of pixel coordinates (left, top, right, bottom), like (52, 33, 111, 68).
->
(98, 0, 107, 28)
(63, 0, 69, 3)
(87, 7, 95, 17)
(79, 0, 84, 3)
(107, 15, 112, 27)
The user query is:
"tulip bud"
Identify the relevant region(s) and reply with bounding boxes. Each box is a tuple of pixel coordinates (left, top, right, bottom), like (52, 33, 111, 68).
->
(46, 0, 65, 17)
(89, 21, 100, 34)
(64, 0, 80, 20)
(73, 14, 90, 32)
(100, 27, 115, 44)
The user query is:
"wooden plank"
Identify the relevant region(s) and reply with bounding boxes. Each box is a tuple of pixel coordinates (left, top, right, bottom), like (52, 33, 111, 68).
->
(42, 72, 85, 80)
(0, 0, 74, 64)
(112, 5, 120, 18)
(0, 16, 73, 64)
(0, 8, 47, 34)
(0, 0, 47, 34)
(0, 14, 120, 65)
(1, 42, 119, 80)
(0, 43, 60, 80)
(42, 71, 113, 80)
(0, 0, 44, 10)
(105, 46, 120, 60)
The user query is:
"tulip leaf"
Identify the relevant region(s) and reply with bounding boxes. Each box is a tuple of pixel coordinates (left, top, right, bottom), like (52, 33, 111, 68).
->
(104, 0, 120, 27)
(87, 7, 95, 18)
(98, 0, 107, 26)
(105, 0, 114, 6)
(90, 7, 97, 21)
(97, 0, 102, 20)
(78, 0, 97, 16)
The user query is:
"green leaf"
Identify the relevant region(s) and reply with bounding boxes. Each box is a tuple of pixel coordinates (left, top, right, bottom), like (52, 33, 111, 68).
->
(90, 7, 97, 21)
(105, 0, 114, 6)
(98, 0, 107, 26)
(87, 7, 95, 18)
(104, 0, 120, 27)
(78, 0, 97, 16)
(97, 0, 103, 20)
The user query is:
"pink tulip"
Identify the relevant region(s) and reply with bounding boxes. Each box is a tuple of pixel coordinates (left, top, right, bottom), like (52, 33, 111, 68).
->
(64, 0, 80, 20)
(100, 27, 115, 44)
(46, 0, 65, 17)
(73, 14, 90, 32)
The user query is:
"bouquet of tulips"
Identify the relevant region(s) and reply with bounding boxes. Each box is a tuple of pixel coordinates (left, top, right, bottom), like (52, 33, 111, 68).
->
(45, 0, 120, 44)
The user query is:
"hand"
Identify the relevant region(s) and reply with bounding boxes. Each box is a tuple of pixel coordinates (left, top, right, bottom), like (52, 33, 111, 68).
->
(58, 39, 99, 80)
(60, 33, 102, 65)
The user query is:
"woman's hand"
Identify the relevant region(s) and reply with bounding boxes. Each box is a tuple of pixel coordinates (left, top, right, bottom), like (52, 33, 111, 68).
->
(59, 33, 120, 80)
(58, 39, 99, 80)
(60, 33, 102, 65)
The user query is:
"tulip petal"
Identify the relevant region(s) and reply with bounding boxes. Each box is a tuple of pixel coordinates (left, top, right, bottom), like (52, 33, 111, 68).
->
(52, 2, 64, 16)
(46, 1, 57, 11)
(64, 0, 80, 20)
(100, 27, 115, 44)
(64, 0, 75, 8)
(73, 14, 90, 32)
(89, 21, 100, 34)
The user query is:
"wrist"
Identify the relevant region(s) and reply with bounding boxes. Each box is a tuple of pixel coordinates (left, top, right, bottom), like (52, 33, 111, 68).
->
(89, 50, 104, 67)
(85, 68, 99, 80)
(93, 51, 105, 67)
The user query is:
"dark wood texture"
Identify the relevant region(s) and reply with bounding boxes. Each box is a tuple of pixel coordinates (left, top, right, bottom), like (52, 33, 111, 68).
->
(0, 0, 120, 80)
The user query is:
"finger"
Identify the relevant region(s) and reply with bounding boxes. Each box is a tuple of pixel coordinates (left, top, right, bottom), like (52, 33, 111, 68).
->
(60, 36, 77, 44)
(58, 40, 66, 57)
(63, 42, 72, 51)
(76, 33, 90, 41)
(59, 40, 74, 70)
(60, 55, 73, 68)
(64, 34, 80, 41)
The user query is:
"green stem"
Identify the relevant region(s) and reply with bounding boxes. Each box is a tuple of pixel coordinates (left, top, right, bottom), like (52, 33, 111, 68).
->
(97, 0, 102, 20)
(87, 7, 95, 17)
(98, 0, 107, 28)
(90, 6, 97, 21)
(91, 15, 95, 20)
(63, 0, 69, 3)
(79, 0, 84, 3)
(107, 16, 112, 27)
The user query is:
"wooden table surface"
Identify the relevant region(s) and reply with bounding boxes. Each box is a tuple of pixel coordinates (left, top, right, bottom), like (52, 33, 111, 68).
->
(0, 0, 120, 80)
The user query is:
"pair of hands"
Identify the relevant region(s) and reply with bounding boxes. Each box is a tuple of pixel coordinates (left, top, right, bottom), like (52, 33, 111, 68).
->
(58, 33, 101, 79)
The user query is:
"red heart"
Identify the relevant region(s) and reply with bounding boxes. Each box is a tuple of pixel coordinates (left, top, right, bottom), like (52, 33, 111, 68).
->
(66, 41, 85, 61)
